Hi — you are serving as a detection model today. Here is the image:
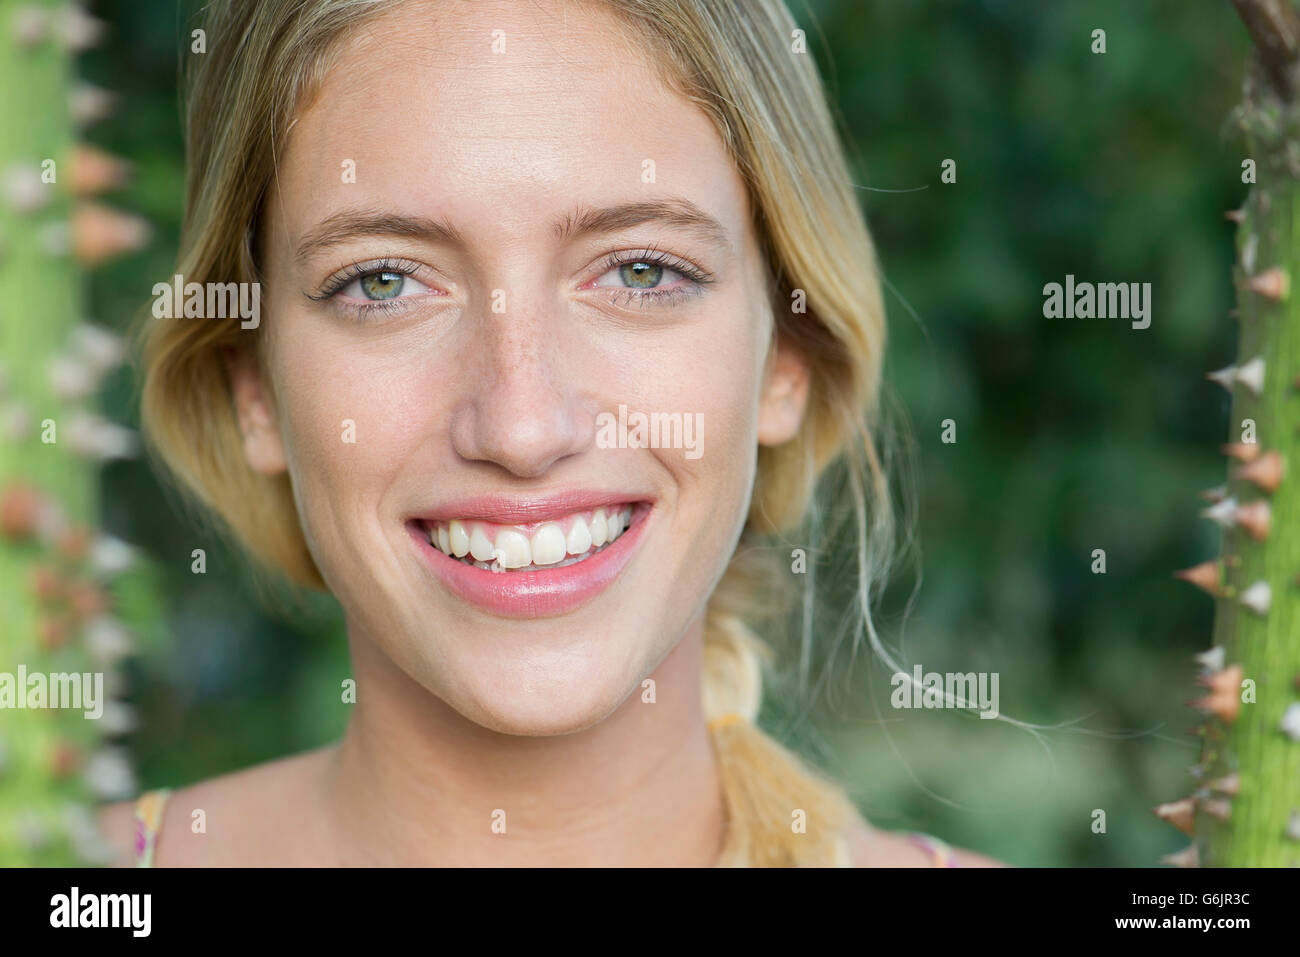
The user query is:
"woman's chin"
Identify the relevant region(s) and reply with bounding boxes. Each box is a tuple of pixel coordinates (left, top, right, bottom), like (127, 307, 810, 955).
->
(450, 668, 640, 737)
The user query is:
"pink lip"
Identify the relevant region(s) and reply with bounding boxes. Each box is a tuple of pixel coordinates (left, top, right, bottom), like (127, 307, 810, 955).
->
(405, 494, 653, 619)
(411, 490, 648, 528)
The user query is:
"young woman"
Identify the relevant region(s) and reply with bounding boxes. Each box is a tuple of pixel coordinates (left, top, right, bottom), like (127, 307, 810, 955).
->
(98, 0, 1000, 867)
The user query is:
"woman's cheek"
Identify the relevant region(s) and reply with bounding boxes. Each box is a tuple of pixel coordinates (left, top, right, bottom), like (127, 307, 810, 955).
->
(271, 328, 422, 560)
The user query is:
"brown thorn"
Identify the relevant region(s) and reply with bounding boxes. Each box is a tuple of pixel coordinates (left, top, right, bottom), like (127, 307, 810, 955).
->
(1244, 266, 1291, 300)
(1207, 773, 1241, 796)
(1174, 560, 1223, 597)
(1234, 500, 1272, 541)
(1154, 798, 1196, 835)
(1231, 449, 1285, 493)
(1161, 844, 1199, 868)
(1221, 442, 1261, 463)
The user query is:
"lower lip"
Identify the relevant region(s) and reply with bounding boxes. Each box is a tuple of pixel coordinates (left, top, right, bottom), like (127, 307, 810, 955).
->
(407, 504, 652, 619)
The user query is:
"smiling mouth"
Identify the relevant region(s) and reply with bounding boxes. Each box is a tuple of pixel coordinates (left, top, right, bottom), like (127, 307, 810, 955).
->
(416, 505, 638, 574)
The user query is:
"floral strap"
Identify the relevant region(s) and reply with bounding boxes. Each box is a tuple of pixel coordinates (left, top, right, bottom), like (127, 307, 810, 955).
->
(133, 788, 172, 868)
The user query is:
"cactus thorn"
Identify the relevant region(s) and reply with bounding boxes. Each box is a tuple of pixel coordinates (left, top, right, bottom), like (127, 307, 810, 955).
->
(1280, 704, 1300, 742)
(1237, 356, 1266, 397)
(1154, 798, 1196, 835)
(1206, 356, 1266, 397)
(52, 3, 105, 53)
(69, 144, 132, 196)
(1175, 560, 1223, 598)
(1221, 442, 1261, 463)
(1239, 580, 1272, 616)
(71, 203, 150, 265)
(1200, 496, 1239, 529)
(1193, 664, 1244, 723)
(1244, 266, 1290, 300)
(1199, 483, 1229, 502)
(13, 6, 49, 48)
(1233, 499, 1272, 541)
(1161, 844, 1199, 868)
(1200, 797, 1232, 822)
(1231, 449, 1285, 493)
(68, 83, 116, 126)
(1287, 811, 1300, 842)
(1206, 773, 1240, 796)
(0, 482, 46, 540)
(1195, 646, 1226, 674)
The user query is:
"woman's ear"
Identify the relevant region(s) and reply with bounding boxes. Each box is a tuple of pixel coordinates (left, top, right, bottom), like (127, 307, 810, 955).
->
(757, 333, 811, 446)
(226, 348, 288, 474)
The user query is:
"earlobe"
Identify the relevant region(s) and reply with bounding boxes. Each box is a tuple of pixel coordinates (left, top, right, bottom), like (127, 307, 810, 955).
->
(226, 348, 288, 475)
(756, 335, 811, 447)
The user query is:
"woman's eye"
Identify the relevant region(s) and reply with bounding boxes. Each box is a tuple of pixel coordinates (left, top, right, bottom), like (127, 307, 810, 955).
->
(592, 261, 684, 290)
(338, 269, 431, 301)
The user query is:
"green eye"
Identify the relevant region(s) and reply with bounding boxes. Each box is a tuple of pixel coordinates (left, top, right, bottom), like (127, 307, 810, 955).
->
(360, 271, 406, 300)
(619, 262, 663, 288)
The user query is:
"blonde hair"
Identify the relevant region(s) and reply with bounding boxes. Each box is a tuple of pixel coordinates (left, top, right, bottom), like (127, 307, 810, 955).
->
(138, 0, 900, 867)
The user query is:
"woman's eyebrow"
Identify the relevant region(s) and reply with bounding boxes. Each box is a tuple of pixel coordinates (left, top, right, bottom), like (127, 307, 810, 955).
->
(554, 199, 733, 252)
(294, 198, 733, 265)
(294, 209, 464, 265)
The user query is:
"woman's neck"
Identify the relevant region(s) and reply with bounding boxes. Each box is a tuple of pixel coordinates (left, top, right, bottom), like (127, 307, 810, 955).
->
(315, 617, 728, 866)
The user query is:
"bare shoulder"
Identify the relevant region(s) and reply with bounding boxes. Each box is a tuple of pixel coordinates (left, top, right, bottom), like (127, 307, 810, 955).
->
(95, 744, 335, 867)
(844, 818, 1007, 868)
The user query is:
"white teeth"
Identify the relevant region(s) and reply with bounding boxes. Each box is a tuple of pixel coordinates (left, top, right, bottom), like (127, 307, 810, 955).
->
(589, 509, 608, 547)
(565, 516, 592, 555)
(496, 528, 532, 569)
(449, 519, 470, 557)
(427, 504, 639, 571)
(469, 526, 497, 562)
(530, 524, 567, 565)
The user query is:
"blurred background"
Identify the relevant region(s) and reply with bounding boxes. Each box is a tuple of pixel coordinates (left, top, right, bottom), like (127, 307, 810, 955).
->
(74, 0, 1247, 866)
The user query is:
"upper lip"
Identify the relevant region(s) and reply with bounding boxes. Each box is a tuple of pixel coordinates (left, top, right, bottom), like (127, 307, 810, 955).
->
(409, 489, 652, 526)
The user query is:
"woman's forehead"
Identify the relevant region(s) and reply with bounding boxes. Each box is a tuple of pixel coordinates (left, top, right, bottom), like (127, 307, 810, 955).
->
(267, 0, 753, 256)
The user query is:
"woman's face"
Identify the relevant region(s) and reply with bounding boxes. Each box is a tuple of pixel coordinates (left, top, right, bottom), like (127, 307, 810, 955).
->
(236, 0, 809, 734)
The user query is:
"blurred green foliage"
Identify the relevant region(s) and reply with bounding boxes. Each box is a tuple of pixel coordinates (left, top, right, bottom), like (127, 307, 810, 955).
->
(81, 0, 1248, 866)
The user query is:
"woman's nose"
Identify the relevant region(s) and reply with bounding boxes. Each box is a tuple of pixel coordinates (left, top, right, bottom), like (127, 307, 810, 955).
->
(447, 293, 596, 478)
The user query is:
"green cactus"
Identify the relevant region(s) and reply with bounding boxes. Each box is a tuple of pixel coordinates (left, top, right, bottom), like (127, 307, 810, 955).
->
(1165, 0, 1300, 867)
(0, 0, 153, 866)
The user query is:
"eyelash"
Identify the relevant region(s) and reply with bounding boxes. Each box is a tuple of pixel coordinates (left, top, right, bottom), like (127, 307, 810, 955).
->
(306, 256, 429, 321)
(595, 246, 713, 308)
(307, 248, 713, 320)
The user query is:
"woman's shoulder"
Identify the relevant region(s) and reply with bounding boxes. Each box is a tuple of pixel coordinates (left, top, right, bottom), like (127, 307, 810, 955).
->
(842, 817, 1007, 868)
(95, 745, 334, 866)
